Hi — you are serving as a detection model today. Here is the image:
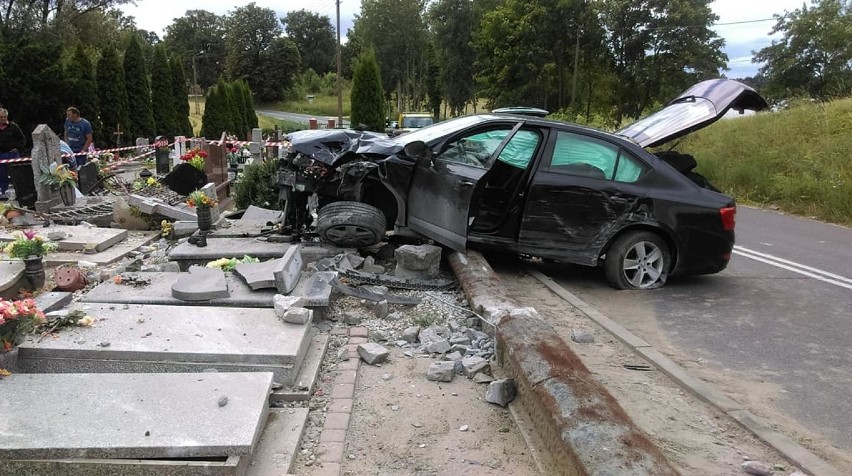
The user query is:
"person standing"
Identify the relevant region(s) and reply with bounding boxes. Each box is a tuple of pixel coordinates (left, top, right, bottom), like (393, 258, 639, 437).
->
(0, 108, 26, 201)
(64, 106, 93, 167)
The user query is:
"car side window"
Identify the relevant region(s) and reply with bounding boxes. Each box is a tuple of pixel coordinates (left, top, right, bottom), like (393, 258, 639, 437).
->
(548, 131, 618, 179)
(495, 130, 540, 169)
(437, 129, 512, 168)
(612, 152, 645, 183)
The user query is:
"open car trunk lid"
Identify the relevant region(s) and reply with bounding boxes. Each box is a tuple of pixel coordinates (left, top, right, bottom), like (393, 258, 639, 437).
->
(616, 79, 768, 148)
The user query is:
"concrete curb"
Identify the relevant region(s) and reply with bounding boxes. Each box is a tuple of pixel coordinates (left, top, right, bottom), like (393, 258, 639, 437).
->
(448, 251, 678, 475)
(526, 267, 842, 476)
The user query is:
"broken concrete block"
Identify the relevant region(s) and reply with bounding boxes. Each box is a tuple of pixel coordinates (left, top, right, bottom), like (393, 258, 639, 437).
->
(342, 313, 362, 325)
(357, 343, 389, 365)
(344, 253, 365, 269)
(282, 307, 312, 325)
(273, 246, 304, 294)
(473, 373, 495, 384)
(171, 266, 229, 301)
(272, 294, 305, 319)
(374, 300, 389, 319)
(425, 340, 451, 354)
(426, 361, 455, 382)
(172, 221, 199, 237)
(234, 259, 279, 290)
(361, 256, 385, 274)
(571, 328, 595, 344)
(461, 355, 491, 378)
(241, 205, 284, 223)
(394, 244, 441, 278)
(485, 378, 517, 407)
(401, 326, 420, 343)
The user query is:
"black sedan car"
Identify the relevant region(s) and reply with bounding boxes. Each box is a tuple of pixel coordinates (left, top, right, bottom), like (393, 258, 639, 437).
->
(280, 79, 767, 289)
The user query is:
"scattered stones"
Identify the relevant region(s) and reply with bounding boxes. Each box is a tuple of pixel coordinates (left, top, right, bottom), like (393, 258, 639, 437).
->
(361, 256, 385, 274)
(98, 341, 111, 347)
(462, 355, 491, 379)
(425, 361, 456, 382)
(473, 373, 495, 384)
(394, 244, 442, 278)
(282, 307, 313, 325)
(273, 294, 305, 319)
(336, 347, 349, 361)
(401, 326, 420, 343)
(342, 313, 362, 325)
(485, 379, 517, 407)
(374, 300, 389, 319)
(459, 425, 469, 432)
(357, 343, 389, 365)
(741, 461, 773, 476)
(571, 328, 595, 344)
(218, 396, 229, 407)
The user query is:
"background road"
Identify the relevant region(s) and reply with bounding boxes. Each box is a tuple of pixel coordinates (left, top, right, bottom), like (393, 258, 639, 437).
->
(256, 110, 345, 128)
(515, 205, 852, 457)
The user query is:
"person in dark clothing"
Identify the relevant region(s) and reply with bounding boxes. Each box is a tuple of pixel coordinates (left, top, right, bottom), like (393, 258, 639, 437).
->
(0, 108, 26, 201)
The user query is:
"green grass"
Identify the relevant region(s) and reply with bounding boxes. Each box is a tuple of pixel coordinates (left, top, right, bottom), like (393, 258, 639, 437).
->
(268, 89, 352, 117)
(673, 98, 852, 226)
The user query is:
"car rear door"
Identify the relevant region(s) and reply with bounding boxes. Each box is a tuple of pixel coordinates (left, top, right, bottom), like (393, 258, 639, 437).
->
(407, 123, 520, 251)
(518, 130, 650, 264)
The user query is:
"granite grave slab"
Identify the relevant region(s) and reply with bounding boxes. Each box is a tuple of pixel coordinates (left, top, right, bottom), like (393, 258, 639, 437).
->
(172, 266, 230, 301)
(0, 225, 127, 252)
(81, 271, 333, 309)
(46, 231, 159, 266)
(17, 303, 312, 384)
(0, 372, 272, 460)
(169, 240, 351, 270)
(233, 258, 280, 290)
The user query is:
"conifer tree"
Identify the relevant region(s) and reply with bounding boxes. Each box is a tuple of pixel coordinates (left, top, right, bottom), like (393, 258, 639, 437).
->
(240, 81, 259, 131)
(350, 49, 385, 132)
(96, 47, 130, 148)
(123, 35, 156, 139)
(227, 81, 246, 139)
(169, 54, 194, 137)
(151, 44, 178, 137)
(66, 43, 101, 147)
(201, 81, 232, 139)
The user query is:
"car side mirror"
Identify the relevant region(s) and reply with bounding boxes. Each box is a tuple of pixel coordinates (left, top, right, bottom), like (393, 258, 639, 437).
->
(404, 141, 433, 166)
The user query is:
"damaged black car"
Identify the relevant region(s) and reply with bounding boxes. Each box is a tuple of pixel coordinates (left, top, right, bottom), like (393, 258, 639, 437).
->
(277, 79, 768, 290)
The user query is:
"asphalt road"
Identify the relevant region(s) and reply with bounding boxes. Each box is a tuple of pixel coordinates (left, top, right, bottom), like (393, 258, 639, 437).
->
(523, 205, 852, 453)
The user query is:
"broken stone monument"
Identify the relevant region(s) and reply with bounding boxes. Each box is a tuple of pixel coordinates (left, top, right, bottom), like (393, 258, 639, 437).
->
(394, 244, 442, 279)
(30, 125, 63, 212)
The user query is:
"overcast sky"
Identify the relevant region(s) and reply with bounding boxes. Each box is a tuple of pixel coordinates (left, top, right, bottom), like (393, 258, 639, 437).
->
(120, 0, 805, 79)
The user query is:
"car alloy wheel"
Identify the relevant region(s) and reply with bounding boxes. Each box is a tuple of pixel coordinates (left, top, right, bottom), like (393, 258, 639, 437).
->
(316, 201, 387, 248)
(604, 231, 670, 290)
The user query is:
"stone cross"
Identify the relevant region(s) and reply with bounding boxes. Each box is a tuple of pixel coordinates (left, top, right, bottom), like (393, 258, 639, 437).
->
(249, 128, 262, 163)
(30, 124, 63, 212)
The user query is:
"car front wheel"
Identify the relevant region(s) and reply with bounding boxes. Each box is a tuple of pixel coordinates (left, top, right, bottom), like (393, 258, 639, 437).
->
(316, 201, 387, 247)
(604, 231, 670, 290)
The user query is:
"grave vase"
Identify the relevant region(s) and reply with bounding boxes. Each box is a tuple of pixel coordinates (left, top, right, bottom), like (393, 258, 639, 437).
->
(23, 256, 46, 290)
(59, 182, 76, 206)
(0, 348, 18, 372)
(196, 206, 212, 231)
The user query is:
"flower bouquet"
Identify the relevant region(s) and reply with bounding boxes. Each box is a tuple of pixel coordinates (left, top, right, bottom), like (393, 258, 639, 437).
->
(1, 298, 46, 352)
(38, 162, 78, 189)
(180, 147, 208, 171)
(3, 230, 58, 259)
(186, 190, 218, 209)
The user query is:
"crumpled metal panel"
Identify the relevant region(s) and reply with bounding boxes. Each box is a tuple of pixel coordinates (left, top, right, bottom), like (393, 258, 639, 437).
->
(286, 129, 401, 166)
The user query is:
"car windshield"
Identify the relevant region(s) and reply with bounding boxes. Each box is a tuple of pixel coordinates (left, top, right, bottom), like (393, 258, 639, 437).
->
(403, 116, 434, 128)
(391, 115, 489, 145)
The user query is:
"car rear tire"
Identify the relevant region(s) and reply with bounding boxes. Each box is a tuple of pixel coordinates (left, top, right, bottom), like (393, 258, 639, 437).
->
(316, 201, 387, 247)
(604, 231, 670, 290)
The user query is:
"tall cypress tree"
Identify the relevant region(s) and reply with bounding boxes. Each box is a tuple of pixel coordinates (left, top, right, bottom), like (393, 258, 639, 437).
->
(123, 35, 156, 139)
(66, 43, 101, 147)
(151, 44, 178, 137)
(169, 54, 194, 137)
(240, 81, 259, 131)
(201, 82, 228, 139)
(350, 49, 385, 132)
(227, 82, 246, 139)
(96, 47, 130, 148)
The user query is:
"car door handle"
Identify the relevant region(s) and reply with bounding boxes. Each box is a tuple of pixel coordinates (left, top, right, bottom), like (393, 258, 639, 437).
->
(459, 180, 474, 187)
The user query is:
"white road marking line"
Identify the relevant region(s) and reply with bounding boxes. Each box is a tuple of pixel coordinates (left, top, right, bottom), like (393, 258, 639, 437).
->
(733, 246, 852, 290)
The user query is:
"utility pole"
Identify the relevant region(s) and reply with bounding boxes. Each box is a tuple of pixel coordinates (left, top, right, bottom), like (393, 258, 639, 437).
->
(336, 0, 343, 128)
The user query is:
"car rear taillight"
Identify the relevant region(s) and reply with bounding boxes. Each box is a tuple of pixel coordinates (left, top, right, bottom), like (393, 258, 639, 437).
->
(720, 206, 736, 231)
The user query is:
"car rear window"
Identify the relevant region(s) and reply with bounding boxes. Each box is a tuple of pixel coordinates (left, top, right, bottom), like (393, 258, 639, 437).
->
(548, 132, 644, 183)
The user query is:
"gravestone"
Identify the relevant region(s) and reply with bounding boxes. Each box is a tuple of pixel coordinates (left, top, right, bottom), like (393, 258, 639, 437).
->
(173, 135, 187, 167)
(135, 137, 149, 149)
(249, 128, 263, 162)
(77, 161, 100, 195)
(162, 163, 208, 196)
(8, 164, 36, 208)
(30, 125, 62, 212)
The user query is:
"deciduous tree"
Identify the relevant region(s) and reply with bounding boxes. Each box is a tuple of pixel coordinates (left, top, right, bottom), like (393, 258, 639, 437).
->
(282, 9, 336, 75)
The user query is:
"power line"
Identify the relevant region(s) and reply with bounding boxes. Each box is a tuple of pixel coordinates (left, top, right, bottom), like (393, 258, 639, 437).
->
(716, 18, 776, 26)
